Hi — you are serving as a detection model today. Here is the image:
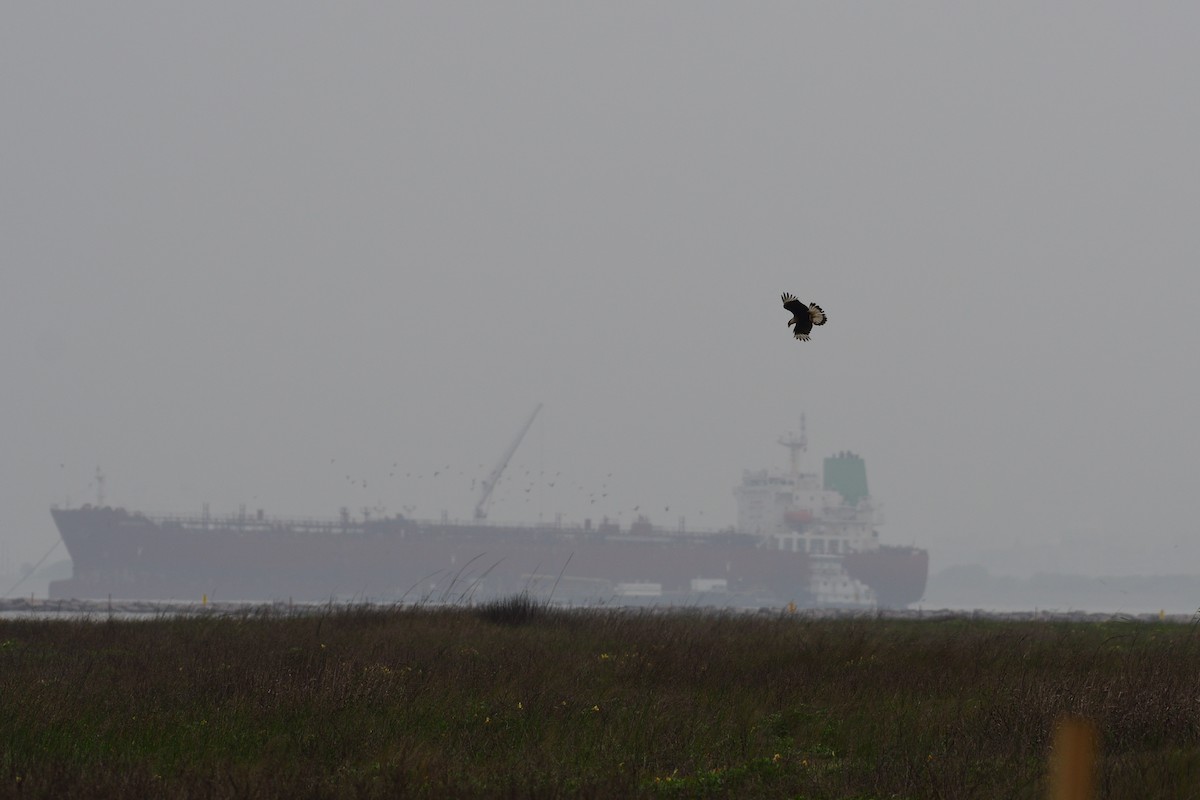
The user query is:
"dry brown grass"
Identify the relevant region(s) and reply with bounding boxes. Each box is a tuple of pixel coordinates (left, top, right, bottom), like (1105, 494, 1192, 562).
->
(1, 604, 1199, 798)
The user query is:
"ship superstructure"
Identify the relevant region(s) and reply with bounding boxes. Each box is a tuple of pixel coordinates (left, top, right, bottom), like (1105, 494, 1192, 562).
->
(733, 418, 885, 606)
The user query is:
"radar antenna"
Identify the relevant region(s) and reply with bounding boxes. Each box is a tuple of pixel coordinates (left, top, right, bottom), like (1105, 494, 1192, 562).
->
(474, 403, 543, 520)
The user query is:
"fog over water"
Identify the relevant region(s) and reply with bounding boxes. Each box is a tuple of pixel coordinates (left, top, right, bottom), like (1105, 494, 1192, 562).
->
(3, 6, 1199, 606)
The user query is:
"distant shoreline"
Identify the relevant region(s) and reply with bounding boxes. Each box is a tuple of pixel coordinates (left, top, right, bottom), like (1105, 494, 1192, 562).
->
(0, 595, 1188, 624)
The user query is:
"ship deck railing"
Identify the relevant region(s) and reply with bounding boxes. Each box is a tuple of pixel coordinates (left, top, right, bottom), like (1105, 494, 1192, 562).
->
(110, 509, 754, 541)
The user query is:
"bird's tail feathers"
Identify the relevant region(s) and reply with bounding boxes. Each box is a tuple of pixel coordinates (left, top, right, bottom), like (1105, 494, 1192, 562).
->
(809, 303, 827, 326)
(794, 331, 811, 341)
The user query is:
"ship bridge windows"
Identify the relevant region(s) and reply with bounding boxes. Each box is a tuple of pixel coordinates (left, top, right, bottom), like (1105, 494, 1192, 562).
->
(773, 533, 805, 553)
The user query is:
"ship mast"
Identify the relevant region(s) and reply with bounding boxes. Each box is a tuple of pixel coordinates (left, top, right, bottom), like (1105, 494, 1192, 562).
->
(777, 414, 807, 490)
(94, 466, 106, 506)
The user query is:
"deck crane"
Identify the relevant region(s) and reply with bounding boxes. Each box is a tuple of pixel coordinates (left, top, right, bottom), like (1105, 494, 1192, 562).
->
(473, 403, 543, 520)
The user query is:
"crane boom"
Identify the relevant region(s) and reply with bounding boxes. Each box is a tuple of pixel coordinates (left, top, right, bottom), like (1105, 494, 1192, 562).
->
(473, 403, 543, 520)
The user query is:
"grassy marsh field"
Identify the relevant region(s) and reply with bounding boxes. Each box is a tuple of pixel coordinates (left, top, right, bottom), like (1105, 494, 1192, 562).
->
(2, 600, 1199, 798)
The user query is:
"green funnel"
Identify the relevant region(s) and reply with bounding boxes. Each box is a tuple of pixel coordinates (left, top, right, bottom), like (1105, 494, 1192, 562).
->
(823, 452, 869, 505)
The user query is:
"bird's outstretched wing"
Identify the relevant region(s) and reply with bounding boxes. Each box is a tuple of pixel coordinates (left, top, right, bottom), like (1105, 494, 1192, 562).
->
(781, 293, 807, 315)
(809, 303, 827, 326)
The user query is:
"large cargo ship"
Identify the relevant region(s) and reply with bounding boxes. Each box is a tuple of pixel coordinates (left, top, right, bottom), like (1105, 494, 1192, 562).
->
(48, 416, 927, 607)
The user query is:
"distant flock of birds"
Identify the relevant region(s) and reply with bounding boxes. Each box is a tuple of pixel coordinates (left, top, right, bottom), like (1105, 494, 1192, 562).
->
(331, 292, 829, 518)
(66, 293, 825, 521)
(327, 456, 702, 523)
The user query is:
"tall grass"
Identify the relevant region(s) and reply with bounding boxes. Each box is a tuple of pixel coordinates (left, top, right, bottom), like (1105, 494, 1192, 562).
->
(1, 604, 1199, 798)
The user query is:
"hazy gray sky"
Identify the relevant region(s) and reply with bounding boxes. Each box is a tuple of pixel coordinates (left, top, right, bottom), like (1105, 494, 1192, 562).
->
(3, 4, 1198, 579)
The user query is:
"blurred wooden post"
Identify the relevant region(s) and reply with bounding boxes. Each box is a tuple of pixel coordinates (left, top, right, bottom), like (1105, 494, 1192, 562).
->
(1049, 715, 1096, 800)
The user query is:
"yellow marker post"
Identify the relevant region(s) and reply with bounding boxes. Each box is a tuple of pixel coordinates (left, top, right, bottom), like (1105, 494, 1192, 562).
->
(1048, 715, 1097, 800)
(202, 593, 207, 606)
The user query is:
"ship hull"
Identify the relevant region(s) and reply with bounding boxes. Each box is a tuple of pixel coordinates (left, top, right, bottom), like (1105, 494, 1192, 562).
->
(50, 508, 823, 606)
(843, 545, 930, 608)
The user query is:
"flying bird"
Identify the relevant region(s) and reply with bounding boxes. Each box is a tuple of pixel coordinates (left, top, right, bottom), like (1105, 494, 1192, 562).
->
(781, 293, 827, 341)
